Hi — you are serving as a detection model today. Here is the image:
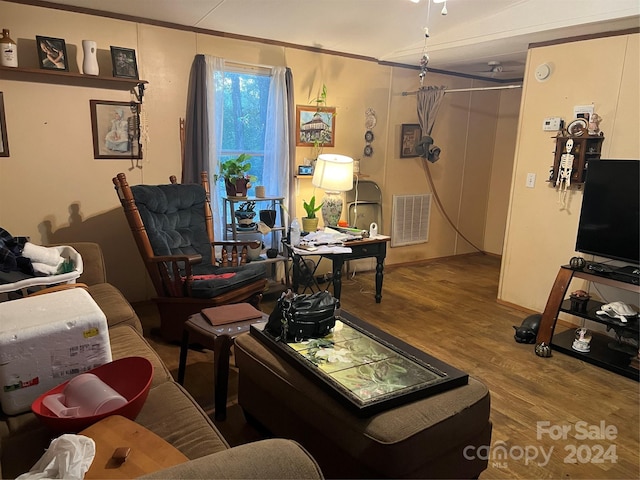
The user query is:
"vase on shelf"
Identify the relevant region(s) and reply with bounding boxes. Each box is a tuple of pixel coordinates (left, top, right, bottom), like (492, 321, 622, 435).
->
(0, 29, 18, 68)
(82, 40, 99, 75)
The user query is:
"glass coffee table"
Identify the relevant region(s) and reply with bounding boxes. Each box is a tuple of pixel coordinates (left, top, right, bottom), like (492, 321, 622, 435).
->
(251, 311, 468, 416)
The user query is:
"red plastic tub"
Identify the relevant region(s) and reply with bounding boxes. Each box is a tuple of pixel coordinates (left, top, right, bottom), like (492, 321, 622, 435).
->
(32, 356, 153, 433)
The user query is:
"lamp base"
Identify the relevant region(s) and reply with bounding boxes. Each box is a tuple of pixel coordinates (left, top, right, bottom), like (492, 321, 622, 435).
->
(321, 192, 343, 227)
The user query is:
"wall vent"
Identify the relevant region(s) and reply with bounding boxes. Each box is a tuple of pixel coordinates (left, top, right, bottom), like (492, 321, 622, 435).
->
(391, 194, 432, 247)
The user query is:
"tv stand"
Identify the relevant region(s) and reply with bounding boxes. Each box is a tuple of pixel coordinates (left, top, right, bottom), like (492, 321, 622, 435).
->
(536, 263, 639, 381)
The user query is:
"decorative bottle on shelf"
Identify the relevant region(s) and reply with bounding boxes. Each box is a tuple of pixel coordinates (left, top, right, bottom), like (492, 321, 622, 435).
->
(82, 40, 99, 75)
(290, 218, 301, 247)
(0, 29, 18, 68)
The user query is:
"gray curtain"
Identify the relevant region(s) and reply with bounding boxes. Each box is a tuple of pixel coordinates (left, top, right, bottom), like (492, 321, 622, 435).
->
(182, 54, 208, 184)
(285, 68, 297, 222)
(416, 86, 446, 136)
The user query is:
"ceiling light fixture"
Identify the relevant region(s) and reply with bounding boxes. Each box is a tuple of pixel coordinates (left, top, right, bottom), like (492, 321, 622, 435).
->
(441, 2, 448, 15)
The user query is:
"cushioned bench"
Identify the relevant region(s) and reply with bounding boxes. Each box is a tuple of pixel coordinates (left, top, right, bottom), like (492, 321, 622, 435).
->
(234, 331, 492, 479)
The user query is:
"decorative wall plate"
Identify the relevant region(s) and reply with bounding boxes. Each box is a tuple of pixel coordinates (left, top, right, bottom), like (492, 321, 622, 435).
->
(365, 108, 377, 129)
(567, 118, 588, 137)
(364, 130, 374, 142)
(364, 145, 373, 157)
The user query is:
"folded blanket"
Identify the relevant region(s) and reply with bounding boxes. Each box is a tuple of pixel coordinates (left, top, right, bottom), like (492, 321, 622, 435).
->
(22, 242, 64, 268)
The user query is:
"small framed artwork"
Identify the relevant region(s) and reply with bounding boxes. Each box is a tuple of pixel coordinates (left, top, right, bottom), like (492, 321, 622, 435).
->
(0, 92, 9, 157)
(110, 47, 139, 79)
(296, 105, 336, 147)
(90, 100, 142, 159)
(35, 36, 69, 71)
(400, 124, 422, 158)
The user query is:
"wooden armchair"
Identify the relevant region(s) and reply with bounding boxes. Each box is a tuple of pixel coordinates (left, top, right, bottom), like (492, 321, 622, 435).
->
(113, 172, 267, 341)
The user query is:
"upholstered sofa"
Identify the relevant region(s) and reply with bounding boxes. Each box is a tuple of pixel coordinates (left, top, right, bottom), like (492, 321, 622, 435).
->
(0, 242, 323, 479)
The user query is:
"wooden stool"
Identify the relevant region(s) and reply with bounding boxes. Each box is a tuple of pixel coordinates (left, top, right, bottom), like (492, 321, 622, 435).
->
(177, 310, 267, 420)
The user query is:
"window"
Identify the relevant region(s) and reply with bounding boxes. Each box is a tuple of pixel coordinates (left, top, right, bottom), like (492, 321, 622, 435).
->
(216, 69, 271, 201)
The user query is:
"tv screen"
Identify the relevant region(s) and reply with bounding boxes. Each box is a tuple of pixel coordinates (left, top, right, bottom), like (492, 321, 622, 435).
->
(575, 159, 639, 265)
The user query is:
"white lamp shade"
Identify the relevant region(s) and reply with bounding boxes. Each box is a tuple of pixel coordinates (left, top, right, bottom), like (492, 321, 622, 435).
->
(312, 154, 354, 192)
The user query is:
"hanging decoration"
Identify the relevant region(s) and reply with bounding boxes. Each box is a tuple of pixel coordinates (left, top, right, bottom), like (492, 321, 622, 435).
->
(363, 108, 376, 159)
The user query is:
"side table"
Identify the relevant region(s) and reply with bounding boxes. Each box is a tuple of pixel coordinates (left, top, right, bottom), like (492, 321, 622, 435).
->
(178, 311, 267, 420)
(79, 415, 188, 479)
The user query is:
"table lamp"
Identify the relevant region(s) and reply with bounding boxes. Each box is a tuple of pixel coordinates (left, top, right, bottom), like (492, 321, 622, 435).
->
(312, 154, 354, 226)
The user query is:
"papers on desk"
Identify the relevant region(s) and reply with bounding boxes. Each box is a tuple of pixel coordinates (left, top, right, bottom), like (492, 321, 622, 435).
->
(303, 228, 358, 244)
(293, 245, 352, 255)
(292, 229, 352, 255)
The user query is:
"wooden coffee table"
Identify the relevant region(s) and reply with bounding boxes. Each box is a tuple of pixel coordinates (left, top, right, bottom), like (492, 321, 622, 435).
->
(79, 415, 188, 479)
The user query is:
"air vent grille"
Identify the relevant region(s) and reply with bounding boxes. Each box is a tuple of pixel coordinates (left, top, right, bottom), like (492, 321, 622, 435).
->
(391, 194, 431, 247)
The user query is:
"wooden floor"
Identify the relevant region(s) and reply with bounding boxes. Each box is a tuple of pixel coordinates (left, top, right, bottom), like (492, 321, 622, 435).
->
(136, 253, 639, 480)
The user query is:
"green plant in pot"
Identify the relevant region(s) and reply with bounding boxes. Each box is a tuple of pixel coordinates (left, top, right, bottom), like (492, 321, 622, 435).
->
(302, 196, 323, 232)
(216, 153, 257, 197)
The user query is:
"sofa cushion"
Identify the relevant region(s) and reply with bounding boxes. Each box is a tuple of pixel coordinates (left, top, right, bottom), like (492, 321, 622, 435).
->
(135, 381, 229, 459)
(139, 439, 323, 479)
(88, 283, 142, 333)
(109, 324, 172, 388)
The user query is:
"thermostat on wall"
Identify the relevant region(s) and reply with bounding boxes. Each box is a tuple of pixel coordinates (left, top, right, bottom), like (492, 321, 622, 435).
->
(543, 117, 562, 131)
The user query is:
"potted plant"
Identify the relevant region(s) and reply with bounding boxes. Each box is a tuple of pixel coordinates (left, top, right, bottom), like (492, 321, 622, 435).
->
(302, 196, 323, 232)
(216, 153, 257, 197)
(309, 84, 333, 161)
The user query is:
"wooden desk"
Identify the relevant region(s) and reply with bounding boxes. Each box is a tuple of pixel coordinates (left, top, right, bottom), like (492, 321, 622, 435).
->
(80, 415, 188, 479)
(288, 237, 390, 303)
(324, 237, 389, 303)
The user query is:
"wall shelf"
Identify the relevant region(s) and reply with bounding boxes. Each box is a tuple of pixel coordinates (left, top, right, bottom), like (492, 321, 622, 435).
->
(0, 65, 147, 92)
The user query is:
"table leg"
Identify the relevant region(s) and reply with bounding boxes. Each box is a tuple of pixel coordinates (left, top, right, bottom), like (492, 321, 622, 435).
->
(177, 329, 190, 385)
(375, 255, 384, 303)
(213, 334, 232, 421)
(332, 258, 344, 299)
(535, 267, 574, 356)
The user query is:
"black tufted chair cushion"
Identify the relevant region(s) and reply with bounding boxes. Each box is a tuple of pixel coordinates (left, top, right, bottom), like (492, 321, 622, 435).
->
(131, 184, 265, 298)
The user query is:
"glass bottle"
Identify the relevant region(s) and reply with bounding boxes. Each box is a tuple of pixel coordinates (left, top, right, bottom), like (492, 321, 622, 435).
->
(290, 218, 301, 247)
(0, 29, 18, 67)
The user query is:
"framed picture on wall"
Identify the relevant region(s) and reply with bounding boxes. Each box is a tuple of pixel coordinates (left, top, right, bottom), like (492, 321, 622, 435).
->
(400, 124, 422, 158)
(110, 46, 139, 79)
(296, 105, 336, 147)
(0, 92, 9, 157)
(90, 100, 142, 159)
(35, 36, 69, 71)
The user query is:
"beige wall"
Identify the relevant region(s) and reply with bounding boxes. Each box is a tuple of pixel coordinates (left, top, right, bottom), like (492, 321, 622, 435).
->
(0, 1, 518, 302)
(499, 33, 640, 313)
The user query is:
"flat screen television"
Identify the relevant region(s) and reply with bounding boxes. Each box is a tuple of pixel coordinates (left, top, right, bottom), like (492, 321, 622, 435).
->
(575, 159, 639, 266)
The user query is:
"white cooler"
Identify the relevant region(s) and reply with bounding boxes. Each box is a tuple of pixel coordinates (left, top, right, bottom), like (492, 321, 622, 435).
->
(0, 288, 112, 415)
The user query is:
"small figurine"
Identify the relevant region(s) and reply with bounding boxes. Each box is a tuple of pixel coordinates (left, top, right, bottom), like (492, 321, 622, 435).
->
(572, 327, 592, 353)
(513, 314, 542, 344)
(588, 113, 602, 135)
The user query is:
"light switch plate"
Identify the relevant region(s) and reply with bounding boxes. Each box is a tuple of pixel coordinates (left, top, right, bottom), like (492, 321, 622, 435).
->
(526, 173, 536, 188)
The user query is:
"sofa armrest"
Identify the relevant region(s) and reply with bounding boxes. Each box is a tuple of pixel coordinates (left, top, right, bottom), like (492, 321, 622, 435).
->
(138, 439, 323, 479)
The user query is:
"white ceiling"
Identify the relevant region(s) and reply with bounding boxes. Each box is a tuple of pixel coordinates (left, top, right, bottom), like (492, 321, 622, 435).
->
(42, 0, 640, 81)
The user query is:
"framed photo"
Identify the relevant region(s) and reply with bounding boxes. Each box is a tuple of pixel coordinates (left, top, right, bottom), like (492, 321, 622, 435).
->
(35, 36, 69, 71)
(90, 100, 142, 159)
(400, 124, 422, 158)
(0, 92, 9, 157)
(110, 47, 139, 79)
(296, 105, 335, 147)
